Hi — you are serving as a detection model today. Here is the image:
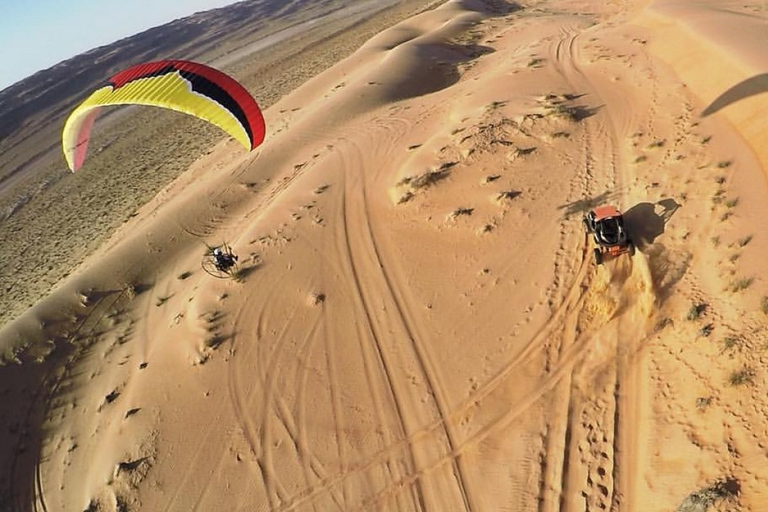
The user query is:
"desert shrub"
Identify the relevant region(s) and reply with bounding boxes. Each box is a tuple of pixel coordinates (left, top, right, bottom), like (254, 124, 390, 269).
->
(655, 317, 672, 331)
(398, 166, 452, 190)
(721, 336, 740, 352)
(451, 207, 474, 217)
(496, 190, 521, 202)
(676, 478, 739, 512)
(731, 277, 753, 292)
(687, 303, 707, 321)
(729, 367, 755, 386)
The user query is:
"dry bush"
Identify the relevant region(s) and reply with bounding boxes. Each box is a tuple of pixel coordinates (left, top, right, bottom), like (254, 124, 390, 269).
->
(731, 277, 753, 292)
(729, 367, 755, 386)
(398, 163, 455, 190)
(686, 302, 707, 321)
(677, 478, 739, 512)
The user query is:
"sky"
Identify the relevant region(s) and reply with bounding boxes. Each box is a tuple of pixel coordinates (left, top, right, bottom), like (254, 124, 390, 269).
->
(0, 0, 240, 91)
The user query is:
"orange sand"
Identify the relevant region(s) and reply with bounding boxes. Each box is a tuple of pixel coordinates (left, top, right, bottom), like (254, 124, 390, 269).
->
(2, 0, 768, 510)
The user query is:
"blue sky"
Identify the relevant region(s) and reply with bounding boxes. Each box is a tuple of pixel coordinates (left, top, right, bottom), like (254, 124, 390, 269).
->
(0, 0, 239, 91)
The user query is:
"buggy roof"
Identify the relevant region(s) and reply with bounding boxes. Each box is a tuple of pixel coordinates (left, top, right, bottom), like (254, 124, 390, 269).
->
(593, 205, 622, 221)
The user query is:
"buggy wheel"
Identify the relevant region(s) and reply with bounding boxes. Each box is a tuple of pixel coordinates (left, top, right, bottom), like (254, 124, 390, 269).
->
(593, 248, 603, 265)
(627, 240, 636, 256)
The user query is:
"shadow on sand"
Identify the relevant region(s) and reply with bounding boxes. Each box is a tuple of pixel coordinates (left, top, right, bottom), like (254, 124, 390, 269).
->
(702, 73, 768, 117)
(623, 198, 681, 249)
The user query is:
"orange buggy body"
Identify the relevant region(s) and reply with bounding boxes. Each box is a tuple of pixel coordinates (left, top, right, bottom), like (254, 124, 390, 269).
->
(583, 205, 635, 264)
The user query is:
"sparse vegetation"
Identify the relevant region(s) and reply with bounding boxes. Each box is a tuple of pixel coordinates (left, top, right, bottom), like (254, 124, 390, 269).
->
(655, 317, 673, 331)
(725, 197, 739, 208)
(397, 164, 454, 190)
(761, 296, 768, 315)
(715, 175, 725, 184)
(728, 367, 755, 386)
(686, 302, 707, 321)
(721, 336, 740, 352)
(738, 235, 753, 247)
(695, 397, 712, 410)
(450, 207, 474, 218)
(496, 190, 521, 202)
(677, 478, 739, 512)
(549, 103, 593, 122)
(731, 277, 754, 292)
(512, 146, 537, 157)
(698, 324, 714, 337)
(716, 160, 732, 169)
(397, 191, 414, 204)
(177, 271, 192, 280)
(710, 236, 720, 247)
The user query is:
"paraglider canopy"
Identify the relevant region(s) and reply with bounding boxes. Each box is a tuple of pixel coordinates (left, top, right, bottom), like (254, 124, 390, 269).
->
(62, 60, 266, 171)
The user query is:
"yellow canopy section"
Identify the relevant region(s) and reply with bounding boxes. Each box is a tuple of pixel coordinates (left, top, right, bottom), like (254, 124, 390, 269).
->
(62, 60, 265, 171)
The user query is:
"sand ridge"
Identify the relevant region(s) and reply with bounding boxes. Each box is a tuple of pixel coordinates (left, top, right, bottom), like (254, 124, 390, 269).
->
(2, 0, 768, 510)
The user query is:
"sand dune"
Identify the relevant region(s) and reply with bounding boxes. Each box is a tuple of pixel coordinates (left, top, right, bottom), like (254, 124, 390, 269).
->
(3, 0, 768, 510)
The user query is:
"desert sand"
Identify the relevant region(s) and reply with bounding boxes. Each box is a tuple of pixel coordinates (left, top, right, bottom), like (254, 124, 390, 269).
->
(2, 0, 768, 510)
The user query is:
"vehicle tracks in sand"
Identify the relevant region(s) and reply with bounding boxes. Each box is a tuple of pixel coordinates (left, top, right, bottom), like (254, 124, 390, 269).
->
(533, 17, 662, 511)
(275, 113, 604, 510)
(337, 122, 440, 510)
(354, 127, 479, 512)
(226, 293, 331, 508)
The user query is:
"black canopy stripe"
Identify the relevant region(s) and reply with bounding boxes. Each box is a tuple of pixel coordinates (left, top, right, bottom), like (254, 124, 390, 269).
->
(109, 65, 254, 145)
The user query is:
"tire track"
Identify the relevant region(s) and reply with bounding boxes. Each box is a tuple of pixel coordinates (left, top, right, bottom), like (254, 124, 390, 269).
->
(339, 172, 428, 511)
(343, 119, 475, 511)
(277, 297, 613, 512)
(334, 114, 609, 512)
(227, 295, 308, 507)
(543, 21, 640, 511)
(356, 153, 476, 512)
